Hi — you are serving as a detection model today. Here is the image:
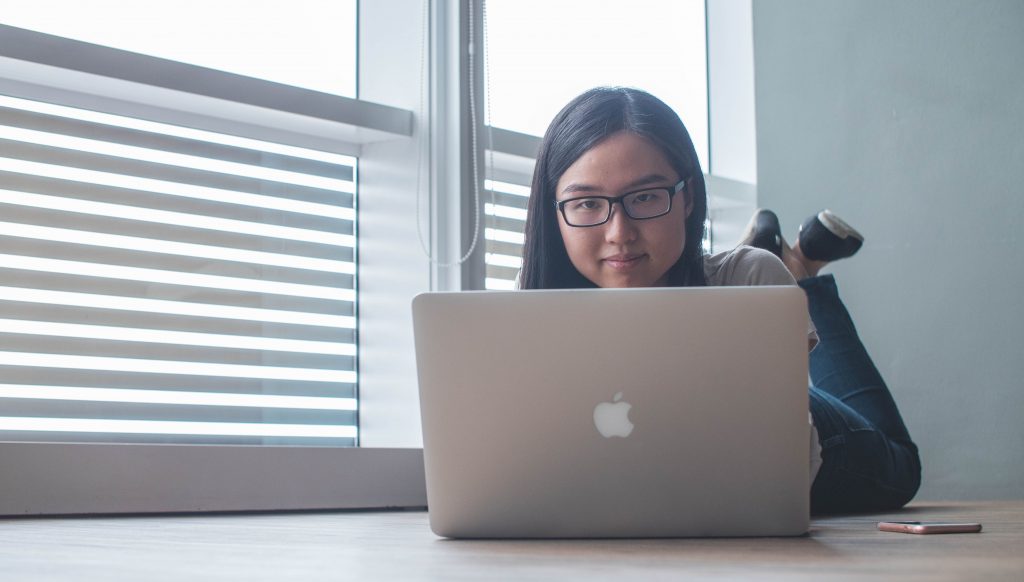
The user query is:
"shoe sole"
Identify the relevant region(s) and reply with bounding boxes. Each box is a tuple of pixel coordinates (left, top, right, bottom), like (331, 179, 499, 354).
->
(818, 210, 864, 242)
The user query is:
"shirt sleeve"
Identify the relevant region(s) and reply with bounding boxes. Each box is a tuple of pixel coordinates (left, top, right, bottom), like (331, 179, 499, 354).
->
(727, 246, 799, 286)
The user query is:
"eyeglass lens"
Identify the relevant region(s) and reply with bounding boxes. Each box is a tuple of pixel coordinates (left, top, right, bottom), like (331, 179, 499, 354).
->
(563, 188, 672, 226)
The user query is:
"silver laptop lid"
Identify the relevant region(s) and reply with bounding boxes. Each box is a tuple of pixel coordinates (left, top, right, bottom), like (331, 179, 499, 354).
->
(412, 286, 809, 538)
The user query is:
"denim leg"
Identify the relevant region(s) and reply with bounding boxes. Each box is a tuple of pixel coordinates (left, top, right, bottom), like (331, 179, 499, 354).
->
(808, 387, 921, 513)
(799, 274, 921, 513)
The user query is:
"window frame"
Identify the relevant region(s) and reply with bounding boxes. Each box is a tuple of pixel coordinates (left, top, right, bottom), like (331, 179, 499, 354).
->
(0, 0, 441, 514)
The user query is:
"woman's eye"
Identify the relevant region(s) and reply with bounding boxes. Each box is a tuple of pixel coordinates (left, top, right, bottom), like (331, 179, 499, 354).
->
(570, 199, 601, 211)
(632, 191, 664, 204)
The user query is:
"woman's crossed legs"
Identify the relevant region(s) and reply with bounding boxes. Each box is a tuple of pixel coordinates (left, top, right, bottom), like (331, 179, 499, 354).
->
(744, 210, 921, 513)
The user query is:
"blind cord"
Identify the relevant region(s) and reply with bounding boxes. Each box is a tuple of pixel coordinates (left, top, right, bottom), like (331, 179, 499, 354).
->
(415, 0, 495, 268)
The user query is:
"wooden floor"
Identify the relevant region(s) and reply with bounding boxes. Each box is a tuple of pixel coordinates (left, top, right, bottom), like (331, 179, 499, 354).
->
(1, 501, 1021, 581)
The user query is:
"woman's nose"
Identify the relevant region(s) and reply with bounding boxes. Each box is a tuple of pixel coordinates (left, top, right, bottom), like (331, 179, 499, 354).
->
(604, 203, 638, 243)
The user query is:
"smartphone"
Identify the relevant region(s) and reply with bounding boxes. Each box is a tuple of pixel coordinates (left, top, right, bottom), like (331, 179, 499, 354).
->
(877, 521, 982, 534)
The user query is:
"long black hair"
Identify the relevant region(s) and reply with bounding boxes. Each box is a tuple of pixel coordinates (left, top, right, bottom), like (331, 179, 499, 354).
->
(518, 87, 708, 289)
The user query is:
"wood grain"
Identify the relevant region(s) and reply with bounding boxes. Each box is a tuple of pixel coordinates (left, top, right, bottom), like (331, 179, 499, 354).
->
(0, 501, 1020, 581)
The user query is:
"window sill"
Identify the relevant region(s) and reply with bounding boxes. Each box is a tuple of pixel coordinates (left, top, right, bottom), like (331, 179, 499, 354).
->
(0, 441, 426, 515)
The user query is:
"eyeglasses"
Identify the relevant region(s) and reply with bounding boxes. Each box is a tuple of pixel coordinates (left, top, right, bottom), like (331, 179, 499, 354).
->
(554, 178, 687, 227)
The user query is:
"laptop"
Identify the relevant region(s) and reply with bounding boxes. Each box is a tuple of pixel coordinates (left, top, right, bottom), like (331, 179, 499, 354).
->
(411, 286, 810, 539)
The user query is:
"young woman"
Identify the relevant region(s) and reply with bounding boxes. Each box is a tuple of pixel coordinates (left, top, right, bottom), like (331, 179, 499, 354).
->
(518, 86, 920, 514)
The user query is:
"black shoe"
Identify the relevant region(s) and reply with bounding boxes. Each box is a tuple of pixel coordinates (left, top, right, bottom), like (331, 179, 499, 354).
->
(739, 209, 783, 258)
(798, 210, 864, 262)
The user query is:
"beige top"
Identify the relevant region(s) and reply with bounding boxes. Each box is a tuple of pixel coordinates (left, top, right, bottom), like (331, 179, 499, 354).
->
(704, 245, 823, 483)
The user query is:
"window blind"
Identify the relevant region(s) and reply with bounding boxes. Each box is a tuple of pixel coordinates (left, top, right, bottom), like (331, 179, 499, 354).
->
(484, 179, 528, 290)
(0, 95, 358, 446)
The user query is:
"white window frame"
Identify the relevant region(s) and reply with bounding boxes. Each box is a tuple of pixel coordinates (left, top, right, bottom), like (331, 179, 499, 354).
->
(705, 0, 759, 252)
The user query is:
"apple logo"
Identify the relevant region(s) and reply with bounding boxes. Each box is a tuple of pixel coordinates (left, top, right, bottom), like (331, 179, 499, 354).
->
(593, 392, 634, 438)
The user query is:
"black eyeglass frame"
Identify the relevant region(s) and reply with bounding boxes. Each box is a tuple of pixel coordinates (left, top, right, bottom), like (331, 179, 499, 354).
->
(554, 178, 688, 227)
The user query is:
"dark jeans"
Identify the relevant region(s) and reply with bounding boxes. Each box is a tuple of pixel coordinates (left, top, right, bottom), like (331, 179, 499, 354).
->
(801, 275, 921, 514)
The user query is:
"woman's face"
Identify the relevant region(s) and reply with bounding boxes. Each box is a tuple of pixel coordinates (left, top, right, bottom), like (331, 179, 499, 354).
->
(554, 131, 691, 288)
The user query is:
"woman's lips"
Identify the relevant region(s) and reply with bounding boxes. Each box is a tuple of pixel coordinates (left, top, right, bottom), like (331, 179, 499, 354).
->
(603, 254, 645, 270)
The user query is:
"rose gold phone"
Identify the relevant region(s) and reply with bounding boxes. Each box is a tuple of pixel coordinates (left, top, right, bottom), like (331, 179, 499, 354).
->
(877, 521, 982, 534)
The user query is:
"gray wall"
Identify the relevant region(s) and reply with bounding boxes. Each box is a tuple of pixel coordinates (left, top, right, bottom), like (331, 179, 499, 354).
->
(753, 0, 1024, 500)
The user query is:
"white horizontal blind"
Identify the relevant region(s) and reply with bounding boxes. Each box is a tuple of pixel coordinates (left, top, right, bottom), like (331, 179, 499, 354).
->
(0, 95, 359, 446)
(483, 179, 528, 290)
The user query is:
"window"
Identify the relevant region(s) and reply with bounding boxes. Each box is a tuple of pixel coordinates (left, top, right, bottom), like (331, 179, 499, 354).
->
(1, 0, 357, 97)
(484, 177, 529, 290)
(0, 1, 426, 513)
(484, 0, 708, 166)
(481, 0, 710, 289)
(0, 95, 358, 446)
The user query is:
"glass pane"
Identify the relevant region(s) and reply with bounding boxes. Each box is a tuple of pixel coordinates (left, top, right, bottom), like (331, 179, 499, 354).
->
(0, 95, 358, 446)
(1, 0, 357, 98)
(485, 0, 708, 170)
